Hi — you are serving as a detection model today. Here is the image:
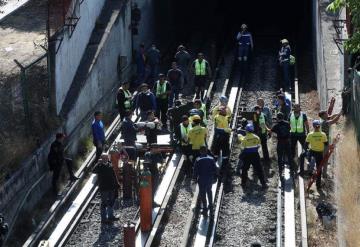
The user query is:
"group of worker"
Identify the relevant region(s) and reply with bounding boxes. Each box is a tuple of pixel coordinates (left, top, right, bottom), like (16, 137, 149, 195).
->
(235, 94, 341, 191)
(236, 24, 294, 91)
(135, 43, 212, 101)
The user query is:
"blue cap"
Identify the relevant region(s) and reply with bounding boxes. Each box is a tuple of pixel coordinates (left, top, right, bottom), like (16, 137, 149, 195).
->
(245, 123, 254, 132)
(312, 120, 321, 127)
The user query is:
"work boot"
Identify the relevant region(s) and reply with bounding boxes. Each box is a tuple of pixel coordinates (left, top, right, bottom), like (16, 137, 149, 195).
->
(261, 183, 268, 190)
(108, 215, 120, 221)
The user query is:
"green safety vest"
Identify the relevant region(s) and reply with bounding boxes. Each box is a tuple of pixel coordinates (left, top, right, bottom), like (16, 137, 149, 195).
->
(259, 113, 266, 134)
(195, 59, 206, 76)
(290, 113, 304, 133)
(180, 123, 192, 145)
(123, 89, 132, 109)
(156, 81, 167, 99)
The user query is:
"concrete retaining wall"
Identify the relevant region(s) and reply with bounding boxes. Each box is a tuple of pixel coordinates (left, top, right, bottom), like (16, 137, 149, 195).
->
(0, 0, 133, 233)
(55, 0, 106, 114)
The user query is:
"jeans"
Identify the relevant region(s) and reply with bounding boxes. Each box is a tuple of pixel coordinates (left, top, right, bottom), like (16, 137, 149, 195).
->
(290, 134, 306, 159)
(100, 190, 116, 220)
(309, 150, 324, 188)
(199, 183, 213, 210)
(238, 45, 250, 61)
(169, 87, 180, 107)
(51, 158, 76, 194)
(277, 141, 293, 178)
(94, 141, 104, 163)
(260, 133, 269, 160)
(156, 98, 168, 126)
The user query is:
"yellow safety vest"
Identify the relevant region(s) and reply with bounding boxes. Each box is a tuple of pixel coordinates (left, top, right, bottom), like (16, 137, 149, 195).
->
(214, 114, 229, 129)
(195, 59, 207, 76)
(156, 81, 167, 99)
(123, 89, 132, 109)
(188, 125, 207, 150)
(180, 123, 192, 145)
(290, 113, 304, 133)
(238, 133, 261, 152)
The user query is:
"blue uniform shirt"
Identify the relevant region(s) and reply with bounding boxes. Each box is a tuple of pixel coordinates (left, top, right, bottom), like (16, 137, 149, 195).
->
(194, 155, 217, 186)
(92, 119, 105, 144)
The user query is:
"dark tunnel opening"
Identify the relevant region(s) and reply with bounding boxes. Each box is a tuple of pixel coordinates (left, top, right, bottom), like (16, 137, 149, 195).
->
(153, 0, 313, 51)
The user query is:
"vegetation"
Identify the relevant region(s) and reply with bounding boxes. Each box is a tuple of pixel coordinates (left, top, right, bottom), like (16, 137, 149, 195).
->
(327, 0, 360, 53)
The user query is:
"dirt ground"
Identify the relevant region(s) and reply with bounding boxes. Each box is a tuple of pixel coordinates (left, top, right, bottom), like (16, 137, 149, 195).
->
(0, 0, 59, 181)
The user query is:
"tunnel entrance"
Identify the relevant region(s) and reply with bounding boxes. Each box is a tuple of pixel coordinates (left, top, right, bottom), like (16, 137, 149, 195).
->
(153, 0, 313, 48)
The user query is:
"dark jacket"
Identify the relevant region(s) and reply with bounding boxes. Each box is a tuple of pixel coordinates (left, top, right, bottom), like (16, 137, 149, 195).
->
(121, 117, 138, 146)
(136, 91, 157, 112)
(146, 47, 160, 65)
(167, 68, 184, 89)
(194, 155, 217, 186)
(93, 161, 119, 191)
(48, 140, 64, 170)
(117, 88, 132, 116)
(271, 120, 291, 144)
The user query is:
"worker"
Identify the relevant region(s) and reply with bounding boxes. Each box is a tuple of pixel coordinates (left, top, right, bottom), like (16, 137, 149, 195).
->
(290, 104, 310, 160)
(191, 53, 212, 99)
(253, 105, 270, 162)
(144, 110, 162, 145)
(120, 111, 139, 146)
(235, 118, 248, 175)
(211, 95, 232, 119)
(92, 111, 106, 163)
(213, 106, 231, 159)
(93, 153, 120, 223)
(318, 110, 341, 141)
(304, 120, 328, 189)
(117, 81, 132, 120)
(187, 115, 208, 161)
(174, 115, 193, 175)
(270, 112, 292, 185)
(48, 133, 79, 195)
(135, 83, 156, 121)
(190, 99, 207, 125)
(275, 93, 291, 120)
(145, 44, 161, 86)
(236, 24, 254, 62)
(167, 61, 184, 107)
(193, 146, 217, 217)
(279, 39, 292, 91)
(144, 150, 162, 207)
(318, 109, 341, 176)
(153, 73, 171, 128)
(237, 123, 267, 189)
(253, 98, 272, 127)
(135, 43, 146, 86)
(175, 45, 191, 85)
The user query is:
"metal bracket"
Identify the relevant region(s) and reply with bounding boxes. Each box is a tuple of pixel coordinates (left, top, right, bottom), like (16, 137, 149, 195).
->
(332, 19, 347, 54)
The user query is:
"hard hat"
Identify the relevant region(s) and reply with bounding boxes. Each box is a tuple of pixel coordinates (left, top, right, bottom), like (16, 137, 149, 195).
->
(280, 39, 289, 44)
(189, 109, 200, 116)
(312, 120, 321, 127)
(158, 73, 165, 78)
(220, 95, 228, 103)
(121, 81, 130, 85)
(192, 115, 201, 121)
(241, 24, 248, 29)
(245, 123, 254, 132)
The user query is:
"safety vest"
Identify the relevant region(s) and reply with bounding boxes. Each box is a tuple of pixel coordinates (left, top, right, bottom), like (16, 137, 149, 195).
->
(155, 81, 167, 99)
(214, 114, 229, 129)
(290, 113, 304, 133)
(122, 88, 132, 109)
(188, 125, 207, 150)
(195, 59, 207, 76)
(238, 133, 260, 153)
(180, 123, 192, 145)
(259, 113, 266, 134)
